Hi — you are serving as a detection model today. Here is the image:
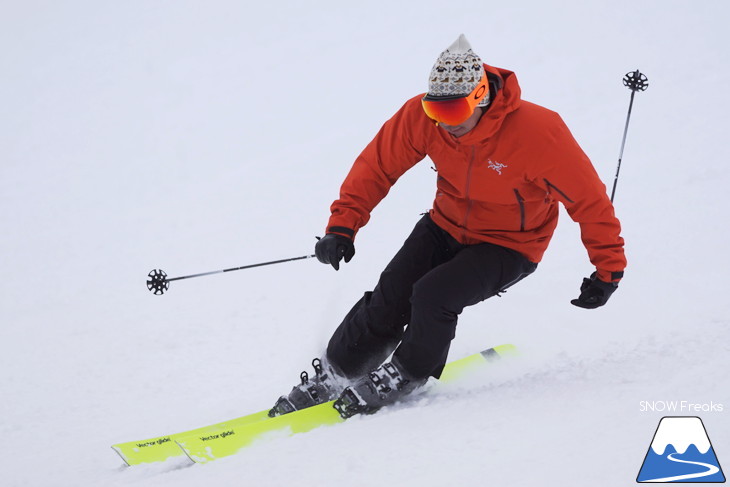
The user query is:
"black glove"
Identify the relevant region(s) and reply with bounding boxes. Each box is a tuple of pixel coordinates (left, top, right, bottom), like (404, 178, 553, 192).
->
(315, 234, 355, 271)
(570, 272, 618, 309)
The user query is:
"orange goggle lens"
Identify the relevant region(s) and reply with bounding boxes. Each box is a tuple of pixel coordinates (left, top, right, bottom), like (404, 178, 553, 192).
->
(421, 73, 489, 126)
(422, 96, 475, 126)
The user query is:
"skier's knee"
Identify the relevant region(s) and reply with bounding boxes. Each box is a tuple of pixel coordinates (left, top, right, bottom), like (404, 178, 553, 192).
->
(410, 275, 448, 313)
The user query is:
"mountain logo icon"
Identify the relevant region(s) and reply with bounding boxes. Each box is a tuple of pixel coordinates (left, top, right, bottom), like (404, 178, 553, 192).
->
(637, 416, 725, 483)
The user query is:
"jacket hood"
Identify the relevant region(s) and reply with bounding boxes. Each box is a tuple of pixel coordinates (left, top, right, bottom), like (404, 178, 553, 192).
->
(456, 64, 522, 144)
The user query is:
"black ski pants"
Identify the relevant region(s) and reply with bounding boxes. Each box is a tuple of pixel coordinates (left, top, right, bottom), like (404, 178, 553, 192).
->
(326, 214, 537, 381)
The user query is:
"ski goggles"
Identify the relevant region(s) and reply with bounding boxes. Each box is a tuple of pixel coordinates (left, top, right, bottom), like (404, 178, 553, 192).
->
(421, 72, 489, 126)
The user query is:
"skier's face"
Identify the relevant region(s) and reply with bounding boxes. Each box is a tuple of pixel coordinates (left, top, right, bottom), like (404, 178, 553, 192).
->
(439, 107, 484, 137)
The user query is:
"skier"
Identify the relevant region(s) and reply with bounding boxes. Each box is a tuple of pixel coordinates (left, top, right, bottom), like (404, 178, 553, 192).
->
(270, 34, 626, 418)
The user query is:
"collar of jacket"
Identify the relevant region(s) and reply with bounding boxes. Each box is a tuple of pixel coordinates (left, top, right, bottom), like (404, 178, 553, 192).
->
(453, 64, 522, 144)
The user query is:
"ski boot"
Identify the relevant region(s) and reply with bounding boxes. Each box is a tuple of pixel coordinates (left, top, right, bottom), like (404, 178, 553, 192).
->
(333, 360, 426, 419)
(269, 357, 347, 417)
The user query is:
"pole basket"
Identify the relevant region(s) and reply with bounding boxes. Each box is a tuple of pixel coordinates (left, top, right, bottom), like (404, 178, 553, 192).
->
(147, 269, 170, 295)
(623, 70, 649, 92)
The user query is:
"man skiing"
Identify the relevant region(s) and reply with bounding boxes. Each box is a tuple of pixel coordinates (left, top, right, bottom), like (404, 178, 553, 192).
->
(270, 34, 626, 418)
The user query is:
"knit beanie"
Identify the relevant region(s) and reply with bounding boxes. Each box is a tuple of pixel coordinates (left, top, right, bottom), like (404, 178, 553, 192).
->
(427, 34, 489, 107)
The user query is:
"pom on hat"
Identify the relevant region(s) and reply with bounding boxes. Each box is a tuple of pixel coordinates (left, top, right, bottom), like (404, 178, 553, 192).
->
(427, 34, 489, 107)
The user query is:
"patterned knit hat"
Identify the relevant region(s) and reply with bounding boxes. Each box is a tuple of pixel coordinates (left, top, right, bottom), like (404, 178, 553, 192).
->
(428, 34, 489, 107)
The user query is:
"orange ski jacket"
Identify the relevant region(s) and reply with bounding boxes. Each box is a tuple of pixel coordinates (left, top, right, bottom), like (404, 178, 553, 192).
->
(326, 64, 626, 282)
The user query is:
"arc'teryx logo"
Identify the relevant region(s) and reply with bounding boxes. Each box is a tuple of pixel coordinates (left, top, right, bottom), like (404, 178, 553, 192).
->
(487, 159, 508, 175)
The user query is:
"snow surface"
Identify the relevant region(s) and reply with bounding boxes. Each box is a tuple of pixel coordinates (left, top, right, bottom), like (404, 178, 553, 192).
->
(2, 1, 729, 486)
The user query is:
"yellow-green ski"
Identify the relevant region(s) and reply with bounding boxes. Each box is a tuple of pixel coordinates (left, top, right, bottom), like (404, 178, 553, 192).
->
(175, 344, 517, 464)
(111, 409, 271, 465)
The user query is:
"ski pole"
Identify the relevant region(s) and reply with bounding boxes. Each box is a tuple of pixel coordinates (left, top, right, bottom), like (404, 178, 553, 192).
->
(146, 254, 316, 295)
(610, 69, 649, 203)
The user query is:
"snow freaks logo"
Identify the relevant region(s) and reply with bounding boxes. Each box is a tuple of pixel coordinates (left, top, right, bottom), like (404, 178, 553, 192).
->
(640, 401, 724, 413)
(637, 416, 726, 483)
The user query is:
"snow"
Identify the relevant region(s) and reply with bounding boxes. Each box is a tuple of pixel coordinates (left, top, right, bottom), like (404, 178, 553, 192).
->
(1, 1, 729, 486)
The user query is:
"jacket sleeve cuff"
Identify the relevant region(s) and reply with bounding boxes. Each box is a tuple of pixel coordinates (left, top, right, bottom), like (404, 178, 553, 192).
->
(327, 226, 355, 240)
(596, 269, 624, 283)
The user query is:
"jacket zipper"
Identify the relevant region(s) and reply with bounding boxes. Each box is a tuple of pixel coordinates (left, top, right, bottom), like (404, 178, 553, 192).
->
(513, 189, 525, 232)
(461, 146, 476, 240)
(543, 178, 574, 203)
